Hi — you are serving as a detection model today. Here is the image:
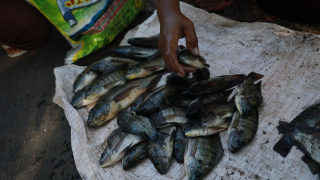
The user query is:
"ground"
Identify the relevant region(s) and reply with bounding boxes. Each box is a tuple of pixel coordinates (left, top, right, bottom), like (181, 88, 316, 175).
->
(0, 0, 319, 179)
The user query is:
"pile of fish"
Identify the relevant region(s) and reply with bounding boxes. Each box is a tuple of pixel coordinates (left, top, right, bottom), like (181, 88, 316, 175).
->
(70, 34, 264, 179)
(273, 103, 320, 178)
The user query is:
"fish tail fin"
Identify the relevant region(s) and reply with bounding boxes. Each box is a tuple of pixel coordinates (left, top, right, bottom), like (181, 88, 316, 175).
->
(247, 72, 264, 81)
(193, 67, 210, 80)
(302, 155, 320, 175)
(273, 136, 293, 157)
(277, 121, 295, 134)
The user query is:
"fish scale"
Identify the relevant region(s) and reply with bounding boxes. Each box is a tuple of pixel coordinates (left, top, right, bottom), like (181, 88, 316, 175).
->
(184, 135, 224, 180)
(228, 110, 258, 153)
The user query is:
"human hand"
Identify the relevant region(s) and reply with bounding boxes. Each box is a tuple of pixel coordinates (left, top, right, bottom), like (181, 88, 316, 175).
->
(156, 0, 198, 77)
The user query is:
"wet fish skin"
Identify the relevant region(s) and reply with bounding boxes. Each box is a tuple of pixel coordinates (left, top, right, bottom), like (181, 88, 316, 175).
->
(112, 46, 159, 60)
(186, 90, 233, 119)
(87, 74, 162, 128)
(150, 107, 189, 128)
(290, 103, 320, 129)
(173, 125, 187, 163)
(90, 56, 140, 73)
(131, 85, 185, 116)
(73, 69, 98, 93)
(178, 49, 209, 68)
(185, 120, 230, 137)
(148, 126, 176, 174)
(178, 49, 210, 80)
(184, 74, 246, 96)
(274, 103, 320, 158)
(117, 111, 157, 139)
(228, 110, 258, 153)
(127, 33, 160, 48)
(125, 52, 167, 80)
(71, 86, 97, 108)
(184, 134, 224, 180)
(85, 68, 127, 101)
(170, 96, 196, 108)
(99, 128, 144, 168)
(122, 141, 148, 170)
(235, 72, 264, 116)
(199, 99, 235, 128)
(73, 56, 138, 93)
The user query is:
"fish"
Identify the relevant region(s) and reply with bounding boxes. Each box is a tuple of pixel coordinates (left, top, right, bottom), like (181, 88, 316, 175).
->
(122, 141, 148, 170)
(127, 33, 160, 48)
(99, 128, 144, 168)
(186, 90, 233, 119)
(228, 110, 259, 153)
(274, 103, 320, 158)
(148, 126, 176, 174)
(125, 51, 167, 80)
(235, 72, 264, 116)
(130, 85, 184, 116)
(178, 48, 210, 80)
(87, 74, 162, 128)
(199, 99, 235, 128)
(90, 56, 140, 73)
(173, 125, 187, 163)
(274, 121, 320, 174)
(184, 74, 246, 96)
(73, 56, 139, 92)
(85, 68, 127, 101)
(117, 111, 158, 140)
(184, 134, 224, 180)
(185, 120, 230, 137)
(170, 96, 196, 108)
(70, 86, 97, 108)
(112, 46, 159, 60)
(150, 107, 189, 128)
(165, 72, 199, 88)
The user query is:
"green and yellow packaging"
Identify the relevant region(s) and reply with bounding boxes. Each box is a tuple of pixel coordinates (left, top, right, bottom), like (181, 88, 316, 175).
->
(28, 0, 147, 64)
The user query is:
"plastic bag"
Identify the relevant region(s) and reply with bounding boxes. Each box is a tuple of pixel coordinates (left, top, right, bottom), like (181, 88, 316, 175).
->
(28, 0, 148, 64)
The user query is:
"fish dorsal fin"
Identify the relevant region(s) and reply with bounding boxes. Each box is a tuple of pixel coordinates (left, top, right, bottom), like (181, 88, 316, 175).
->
(247, 72, 264, 81)
(113, 86, 139, 102)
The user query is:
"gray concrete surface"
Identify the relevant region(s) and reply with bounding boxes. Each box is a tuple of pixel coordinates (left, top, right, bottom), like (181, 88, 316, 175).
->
(1, 0, 319, 179)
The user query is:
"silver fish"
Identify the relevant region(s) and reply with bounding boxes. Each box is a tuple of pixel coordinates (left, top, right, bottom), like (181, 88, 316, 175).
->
(87, 74, 162, 128)
(117, 111, 157, 139)
(150, 107, 189, 128)
(228, 110, 258, 153)
(99, 128, 144, 167)
(127, 33, 160, 48)
(148, 126, 176, 174)
(130, 85, 184, 116)
(173, 125, 187, 163)
(112, 46, 159, 60)
(184, 134, 224, 180)
(185, 120, 230, 137)
(122, 141, 148, 170)
(85, 69, 127, 101)
(70, 86, 97, 108)
(235, 72, 264, 116)
(73, 56, 138, 92)
(199, 99, 235, 128)
(125, 51, 166, 80)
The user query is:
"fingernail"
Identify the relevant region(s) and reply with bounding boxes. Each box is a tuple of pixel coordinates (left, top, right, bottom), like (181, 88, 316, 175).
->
(194, 47, 199, 55)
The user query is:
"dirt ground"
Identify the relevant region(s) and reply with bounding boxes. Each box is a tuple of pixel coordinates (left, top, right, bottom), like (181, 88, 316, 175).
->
(0, 0, 319, 179)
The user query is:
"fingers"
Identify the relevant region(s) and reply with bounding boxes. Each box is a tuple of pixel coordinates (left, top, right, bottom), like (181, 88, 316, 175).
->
(181, 64, 197, 74)
(183, 20, 199, 56)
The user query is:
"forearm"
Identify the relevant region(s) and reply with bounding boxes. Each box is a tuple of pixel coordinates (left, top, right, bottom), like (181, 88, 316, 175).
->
(156, 0, 181, 24)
